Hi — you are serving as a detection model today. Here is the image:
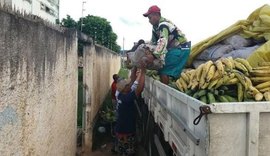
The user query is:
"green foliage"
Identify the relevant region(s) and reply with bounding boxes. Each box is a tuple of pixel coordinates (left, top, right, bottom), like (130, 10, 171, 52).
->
(60, 14, 121, 53)
(118, 68, 129, 79)
(55, 19, 60, 24)
(60, 15, 77, 28)
(79, 15, 121, 52)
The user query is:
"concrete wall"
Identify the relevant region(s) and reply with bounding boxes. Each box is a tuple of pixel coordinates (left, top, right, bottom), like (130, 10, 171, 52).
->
(83, 42, 121, 152)
(0, 9, 78, 156)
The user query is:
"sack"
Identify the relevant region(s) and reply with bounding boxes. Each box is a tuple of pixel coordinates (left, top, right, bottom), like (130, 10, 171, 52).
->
(196, 44, 234, 61)
(222, 45, 261, 59)
(221, 35, 254, 50)
(192, 60, 206, 68)
(128, 44, 163, 70)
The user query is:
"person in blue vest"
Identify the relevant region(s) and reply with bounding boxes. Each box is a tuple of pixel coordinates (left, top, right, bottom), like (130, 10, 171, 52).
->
(114, 67, 145, 156)
(143, 5, 191, 84)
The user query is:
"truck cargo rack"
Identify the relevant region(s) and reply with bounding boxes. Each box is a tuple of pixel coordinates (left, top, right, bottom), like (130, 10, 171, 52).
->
(143, 76, 270, 156)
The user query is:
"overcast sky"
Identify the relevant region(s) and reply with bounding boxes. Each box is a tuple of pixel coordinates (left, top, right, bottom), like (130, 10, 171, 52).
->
(59, 0, 269, 50)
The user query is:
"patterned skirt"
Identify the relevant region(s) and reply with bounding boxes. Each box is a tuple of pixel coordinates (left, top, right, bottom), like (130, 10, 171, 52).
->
(116, 133, 136, 156)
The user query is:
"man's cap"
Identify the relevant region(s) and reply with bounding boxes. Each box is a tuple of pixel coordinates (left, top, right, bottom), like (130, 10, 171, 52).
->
(143, 5, 161, 17)
(116, 78, 131, 92)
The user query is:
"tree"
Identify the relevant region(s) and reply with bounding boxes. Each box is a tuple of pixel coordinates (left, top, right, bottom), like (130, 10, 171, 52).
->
(61, 15, 77, 28)
(78, 15, 121, 52)
(59, 15, 121, 53)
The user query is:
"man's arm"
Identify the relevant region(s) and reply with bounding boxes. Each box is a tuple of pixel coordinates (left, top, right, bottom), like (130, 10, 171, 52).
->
(153, 27, 169, 59)
(130, 67, 137, 83)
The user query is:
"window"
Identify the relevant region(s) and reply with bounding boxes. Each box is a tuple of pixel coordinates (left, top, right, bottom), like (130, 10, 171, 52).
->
(40, 2, 45, 10)
(40, 2, 55, 16)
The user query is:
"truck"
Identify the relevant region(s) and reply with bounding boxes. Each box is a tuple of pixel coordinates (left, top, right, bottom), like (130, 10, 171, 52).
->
(138, 76, 270, 156)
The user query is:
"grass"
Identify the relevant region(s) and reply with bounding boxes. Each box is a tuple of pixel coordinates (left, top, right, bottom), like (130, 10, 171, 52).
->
(77, 67, 129, 128)
(118, 67, 129, 79)
(92, 67, 130, 150)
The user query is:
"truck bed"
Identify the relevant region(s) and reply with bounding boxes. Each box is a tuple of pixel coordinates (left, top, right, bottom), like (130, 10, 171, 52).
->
(143, 76, 270, 156)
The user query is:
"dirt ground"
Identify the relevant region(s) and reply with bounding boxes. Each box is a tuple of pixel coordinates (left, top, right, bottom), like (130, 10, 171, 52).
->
(76, 123, 147, 156)
(81, 143, 146, 156)
(77, 141, 147, 156)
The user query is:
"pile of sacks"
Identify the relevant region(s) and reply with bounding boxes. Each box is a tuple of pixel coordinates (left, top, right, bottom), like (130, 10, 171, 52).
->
(192, 35, 264, 68)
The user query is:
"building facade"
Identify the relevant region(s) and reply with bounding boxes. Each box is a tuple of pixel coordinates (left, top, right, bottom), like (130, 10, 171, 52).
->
(0, 0, 59, 23)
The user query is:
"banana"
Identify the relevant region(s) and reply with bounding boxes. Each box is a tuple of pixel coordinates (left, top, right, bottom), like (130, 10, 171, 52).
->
(249, 86, 261, 96)
(201, 82, 210, 89)
(259, 87, 270, 93)
(214, 78, 224, 89)
(195, 63, 205, 81)
(250, 77, 270, 83)
(224, 77, 239, 85)
(206, 65, 216, 82)
(186, 69, 195, 75)
(234, 58, 253, 72)
(207, 78, 220, 89)
(250, 70, 270, 77)
(223, 95, 238, 102)
(237, 83, 244, 102)
(264, 92, 270, 101)
(228, 72, 235, 79)
(175, 79, 184, 92)
(220, 57, 234, 71)
(214, 74, 230, 89)
(212, 70, 221, 81)
(197, 89, 208, 97)
(244, 91, 254, 100)
(199, 74, 206, 88)
(245, 77, 253, 89)
(212, 89, 220, 96)
(179, 77, 188, 92)
(217, 95, 230, 102)
(185, 89, 194, 96)
(188, 70, 196, 85)
(225, 90, 238, 97)
(191, 80, 199, 90)
(252, 66, 270, 70)
(218, 90, 225, 95)
(215, 60, 225, 75)
(153, 74, 161, 80)
(234, 70, 248, 90)
(200, 61, 214, 85)
(255, 81, 270, 90)
(255, 93, 264, 101)
(193, 90, 207, 99)
(227, 56, 235, 68)
(220, 86, 229, 91)
(207, 92, 216, 104)
(181, 72, 190, 84)
(199, 95, 208, 104)
(234, 60, 249, 74)
(204, 60, 214, 72)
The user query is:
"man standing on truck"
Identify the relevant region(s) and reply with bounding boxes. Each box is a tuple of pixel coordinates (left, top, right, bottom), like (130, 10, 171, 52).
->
(115, 67, 145, 156)
(143, 5, 191, 84)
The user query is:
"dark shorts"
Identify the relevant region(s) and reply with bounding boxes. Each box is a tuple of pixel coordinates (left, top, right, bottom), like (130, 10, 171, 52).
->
(159, 48, 190, 79)
(116, 133, 136, 155)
